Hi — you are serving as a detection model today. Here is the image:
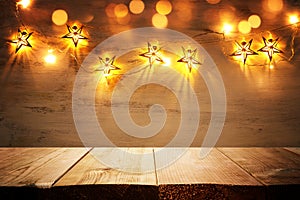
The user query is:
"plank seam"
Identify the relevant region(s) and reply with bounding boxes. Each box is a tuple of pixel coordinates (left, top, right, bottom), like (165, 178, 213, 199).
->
(51, 147, 93, 187)
(152, 148, 158, 186)
(283, 147, 300, 156)
(216, 148, 266, 186)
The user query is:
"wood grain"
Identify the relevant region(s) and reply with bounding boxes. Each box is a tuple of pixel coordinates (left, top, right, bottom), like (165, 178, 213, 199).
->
(155, 148, 261, 185)
(218, 148, 300, 185)
(55, 148, 157, 186)
(0, 148, 90, 188)
(285, 147, 300, 155)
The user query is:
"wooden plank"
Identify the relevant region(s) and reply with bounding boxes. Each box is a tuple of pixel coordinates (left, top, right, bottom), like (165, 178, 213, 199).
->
(284, 147, 300, 156)
(155, 148, 261, 185)
(155, 148, 264, 199)
(0, 148, 90, 188)
(219, 148, 300, 185)
(55, 148, 157, 186)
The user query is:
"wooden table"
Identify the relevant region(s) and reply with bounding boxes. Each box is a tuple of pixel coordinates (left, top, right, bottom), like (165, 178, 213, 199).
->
(0, 148, 299, 199)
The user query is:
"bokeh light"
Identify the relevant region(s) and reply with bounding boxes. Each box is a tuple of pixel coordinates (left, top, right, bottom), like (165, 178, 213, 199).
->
(114, 3, 129, 18)
(265, 0, 283, 13)
(17, 0, 31, 8)
(248, 14, 261, 28)
(44, 50, 56, 64)
(52, 9, 68, 26)
(206, 0, 221, 4)
(156, 0, 172, 16)
(117, 14, 131, 25)
(152, 13, 168, 28)
(289, 15, 299, 24)
(238, 20, 251, 34)
(105, 3, 117, 18)
(223, 23, 233, 35)
(129, 0, 145, 15)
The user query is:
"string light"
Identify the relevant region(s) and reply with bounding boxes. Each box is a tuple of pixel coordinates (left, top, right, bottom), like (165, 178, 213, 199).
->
(17, 0, 31, 9)
(44, 49, 56, 64)
(230, 39, 258, 65)
(139, 42, 164, 67)
(289, 15, 299, 25)
(258, 37, 283, 62)
(62, 24, 88, 47)
(223, 23, 233, 35)
(177, 47, 201, 72)
(9, 29, 33, 53)
(96, 56, 121, 77)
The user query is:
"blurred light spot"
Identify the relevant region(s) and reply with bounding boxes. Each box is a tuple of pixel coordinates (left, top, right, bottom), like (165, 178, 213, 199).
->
(17, 0, 31, 8)
(174, 1, 192, 22)
(152, 13, 168, 28)
(289, 15, 299, 24)
(82, 14, 94, 23)
(248, 14, 261, 28)
(156, 0, 172, 16)
(105, 3, 117, 18)
(163, 57, 171, 66)
(223, 23, 233, 35)
(117, 14, 131, 25)
(114, 3, 129, 18)
(269, 64, 274, 69)
(44, 50, 56, 64)
(129, 0, 145, 14)
(238, 20, 251, 34)
(267, 0, 283, 12)
(206, 0, 221, 4)
(52, 9, 68, 26)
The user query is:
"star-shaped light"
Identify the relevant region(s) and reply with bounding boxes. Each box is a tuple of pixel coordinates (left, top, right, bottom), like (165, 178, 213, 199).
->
(96, 56, 121, 77)
(230, 39, 258, 65)
(258, 37, 283, 62)
(62, 24, 88, 47)
(177, 47, 201, 72)
(10, 29, 33, 53)
(139, 42, 164, 67)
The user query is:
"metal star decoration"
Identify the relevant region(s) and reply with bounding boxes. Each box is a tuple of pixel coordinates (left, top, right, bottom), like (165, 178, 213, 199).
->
(96, 56, 121, 77)
(258, 37, 283, 62)
(62, 24, 88, 47)
(10, 29, 33, 53)
(177, 47, 201, 72)
(139, 42, 164, 67)
(230, 39, 258, 65)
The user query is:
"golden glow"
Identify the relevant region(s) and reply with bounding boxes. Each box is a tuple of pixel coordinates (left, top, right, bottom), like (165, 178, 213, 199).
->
(114, 4, 129, 18)
(17, 0, 31, 8)
(269, 64, 274, 69)
(162, 57, 171, 66)
(117, 14, 131, 25)
(248, 15, 261, 28)
(44, 50, 56, 64)
(129, 0, 145, 15)
(206, 0, 221, 4)
(152, 13, 168, 28)
(156, 0, 172, 16)
(223, 23, 233, 35)
(266, 0, 283, 12)
(238, 20, 251, 34)
(52, 9, 68, 26)
(289, 15, 299, 24)
(105, 3, 117, 18)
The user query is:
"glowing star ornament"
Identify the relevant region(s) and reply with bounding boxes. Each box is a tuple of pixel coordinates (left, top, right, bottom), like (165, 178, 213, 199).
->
(230, 39, 258, 65)
(139, 42, 164, 67)
(62, 24, 88, 47)
(177, 47, 201, 73)
(10, 29, 33, 53)
(96, 56, 121, 77)
(258, 37, 283, 62)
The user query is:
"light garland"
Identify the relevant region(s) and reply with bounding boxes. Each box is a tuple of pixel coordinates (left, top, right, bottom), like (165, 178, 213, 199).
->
(139, 42, 164, 68)
(96, 56, 121, 77)
(258, 37, 283, 62)
(62, 24, 88, 47)
(177, 47, 201, 72)
(9, 29, 33, 53)
(230, 39, 258, 65)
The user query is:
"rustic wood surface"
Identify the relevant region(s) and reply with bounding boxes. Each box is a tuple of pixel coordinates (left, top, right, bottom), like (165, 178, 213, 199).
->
(0, 148, 90, 188)
(0, 147, 299, 199)
(218, 148, 300, 185)
(55, 148, 157, 186)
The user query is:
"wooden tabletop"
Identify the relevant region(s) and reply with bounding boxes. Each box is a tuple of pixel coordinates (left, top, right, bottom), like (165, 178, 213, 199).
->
(0, 147, 299, 199)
